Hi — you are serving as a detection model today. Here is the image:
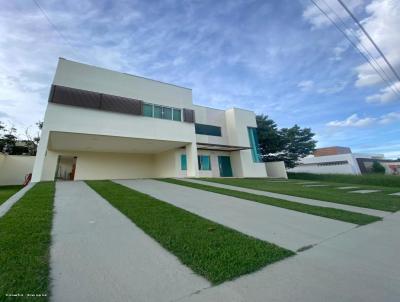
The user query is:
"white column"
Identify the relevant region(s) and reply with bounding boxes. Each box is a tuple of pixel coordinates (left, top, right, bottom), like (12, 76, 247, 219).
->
(31, 130, 50, 182)
(186, 142, 199, 177)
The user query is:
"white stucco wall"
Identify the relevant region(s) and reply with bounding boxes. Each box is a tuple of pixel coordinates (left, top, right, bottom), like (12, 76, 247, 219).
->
(0, 154, 35, 185)
(54, 58, 193, 109)
(225, 108, 267, 178)
(32, 59, 267, 181)
(265, 161, 287, 178)
(288, 154, 362, 175)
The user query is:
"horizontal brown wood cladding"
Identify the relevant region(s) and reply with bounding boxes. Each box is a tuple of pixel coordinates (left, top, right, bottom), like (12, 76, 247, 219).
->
(49, 85, 142, 115)
(52, 85, 101, 109)
(101, 94, 142, 115)
(183, 108, 195, 123)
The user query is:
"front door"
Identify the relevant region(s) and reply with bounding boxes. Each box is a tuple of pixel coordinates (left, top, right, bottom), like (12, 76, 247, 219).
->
(218, 156, 233, 177)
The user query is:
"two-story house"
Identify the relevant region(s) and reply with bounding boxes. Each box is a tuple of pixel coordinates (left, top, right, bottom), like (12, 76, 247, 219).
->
(31, 58, 267, 182)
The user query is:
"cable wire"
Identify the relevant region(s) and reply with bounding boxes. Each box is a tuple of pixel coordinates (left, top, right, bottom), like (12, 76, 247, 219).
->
(320, 0, 400, 96)
(32, 0, 79, 58)
(310, 0, 400, 98)
(337, 0, 400, 83)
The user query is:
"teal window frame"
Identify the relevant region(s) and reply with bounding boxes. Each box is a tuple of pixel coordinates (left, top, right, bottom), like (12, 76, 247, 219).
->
(247, 127, 262, 163)
(154, 105, 162, 118)
(198, 155, 211, 170)
(195, 123, 222, 136)
(180, 154, 187, 170)
(173, 108, 182, 121)
(142, 103, 153, 117)
(162, 107, 172, 120)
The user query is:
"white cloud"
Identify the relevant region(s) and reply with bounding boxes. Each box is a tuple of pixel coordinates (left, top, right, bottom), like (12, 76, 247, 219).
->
(304, 0, 400, 104)
(297, 80, 314, 91)
(378, 111, 400, 124)
(354, 0, 400, 102)
(327, 113, 376, 127)
(327, 111, 400, 127)
(303, 0, 364, 29)
(366, 81, 400, 103)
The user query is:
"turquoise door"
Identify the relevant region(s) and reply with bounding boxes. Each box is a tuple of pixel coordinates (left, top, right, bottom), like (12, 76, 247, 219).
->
(218, 156, 233, 177)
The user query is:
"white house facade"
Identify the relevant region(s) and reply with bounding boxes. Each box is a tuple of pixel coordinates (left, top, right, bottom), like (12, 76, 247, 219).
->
(31, 58, 267, 182)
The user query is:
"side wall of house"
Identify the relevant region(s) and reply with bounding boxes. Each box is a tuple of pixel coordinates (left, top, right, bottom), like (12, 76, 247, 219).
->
(0, 154, 35, 185)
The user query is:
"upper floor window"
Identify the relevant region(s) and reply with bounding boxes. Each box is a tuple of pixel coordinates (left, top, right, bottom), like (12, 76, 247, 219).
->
(142, 103, 181, 121)
(248, 127, 262, 163)
(195, 123, 222, 136)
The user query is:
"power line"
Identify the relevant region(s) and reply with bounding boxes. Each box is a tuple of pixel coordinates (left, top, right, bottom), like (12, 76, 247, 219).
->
(337, 0, 400, 83)
(319, 0, 400, 96)
(310, 0, 400, 99)
(31, 0, 79, 58)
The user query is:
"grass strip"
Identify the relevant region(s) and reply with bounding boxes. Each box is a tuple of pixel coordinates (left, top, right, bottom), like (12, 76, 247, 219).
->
(0, 182, 55, 301)
(0, 185, 23, 206)
(162, 179, 381, 226)
(202, 178, 400, 212)
(288, 172, 400, 188)
(86, 180, 294, 284)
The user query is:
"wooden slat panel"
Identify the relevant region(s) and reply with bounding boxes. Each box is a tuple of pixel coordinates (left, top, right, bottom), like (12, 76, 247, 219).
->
(183, 108, 195, 123)
(51, 85, 101, 109)
(101, 94, 143, 115)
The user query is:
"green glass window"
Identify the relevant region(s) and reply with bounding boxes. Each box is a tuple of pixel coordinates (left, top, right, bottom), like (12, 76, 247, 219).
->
(173, 109, 181, 121)
(162, 107, 172, 120)
(248, 127, 262, 163)
(142, 103, 153, 117)
(198, 155, 211, 170)
(154, 105, 162, 118)
(195, 123, 222, 136)
(180, 154, 187, 170)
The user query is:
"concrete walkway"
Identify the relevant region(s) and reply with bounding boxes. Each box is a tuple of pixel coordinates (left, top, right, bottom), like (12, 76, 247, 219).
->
(182, 179, 388, 217)
(179, 211, 400, 302)
(50, 181, 209, 302)
(115, 179, 355, 251)
(0, 183, 34, 218)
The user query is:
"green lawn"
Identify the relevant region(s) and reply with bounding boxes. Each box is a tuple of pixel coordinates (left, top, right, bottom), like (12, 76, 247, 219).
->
(288, 172, 400, 188)
(162, 179, 380, 225)
(200, 178, 400, 212)
(86, 180, 293, 284)
(0, 182, 55, 302)
(0, 185, 23, 206)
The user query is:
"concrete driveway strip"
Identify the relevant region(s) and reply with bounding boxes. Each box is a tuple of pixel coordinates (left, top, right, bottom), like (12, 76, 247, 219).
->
(179, 211, 400, 302)
(50, 181, 209, 302)
(183, 179, 388, 217)
(0, 183, 34, 218)
(115, 179, 355, 252)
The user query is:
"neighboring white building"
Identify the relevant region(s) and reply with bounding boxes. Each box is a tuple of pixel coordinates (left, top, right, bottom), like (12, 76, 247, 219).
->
(288, 147, 400, 175)
(31, 58, 267, 182)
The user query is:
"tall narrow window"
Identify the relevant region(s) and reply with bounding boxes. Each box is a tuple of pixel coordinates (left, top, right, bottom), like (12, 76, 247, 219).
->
(154, 105, 162, 118)
(142, 103, 153, 117)
(248, 127, 262, 163)
(180, 154, 187, 170)
(198, 155, 211, 170)
(162, 107, 172, 120)
(173, 108, 182, 121)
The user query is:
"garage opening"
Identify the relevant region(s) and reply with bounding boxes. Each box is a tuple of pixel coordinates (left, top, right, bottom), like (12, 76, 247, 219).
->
(55, 156, 77, 180)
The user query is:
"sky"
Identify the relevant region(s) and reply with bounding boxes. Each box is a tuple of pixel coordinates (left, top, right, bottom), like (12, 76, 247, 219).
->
(0, 0, 399, 158)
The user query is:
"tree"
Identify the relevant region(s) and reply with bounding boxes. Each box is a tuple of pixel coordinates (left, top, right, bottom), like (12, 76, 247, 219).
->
(24, 121, 43, 155)
(256, 115, 284, 162)
(0, 122, 17, 154)
(256, 115, 317, 168)
(279, 125, 317, 168)
(372, 161, 385, 174)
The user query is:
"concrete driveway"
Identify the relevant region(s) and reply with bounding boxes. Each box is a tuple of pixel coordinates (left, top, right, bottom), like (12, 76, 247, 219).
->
(50, 181, 209, 302)
(115, 179, 355, 251)
(48, 180, 400, 302)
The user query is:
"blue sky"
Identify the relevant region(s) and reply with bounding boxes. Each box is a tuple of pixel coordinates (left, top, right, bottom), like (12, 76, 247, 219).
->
(0, 0, 399, 158)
